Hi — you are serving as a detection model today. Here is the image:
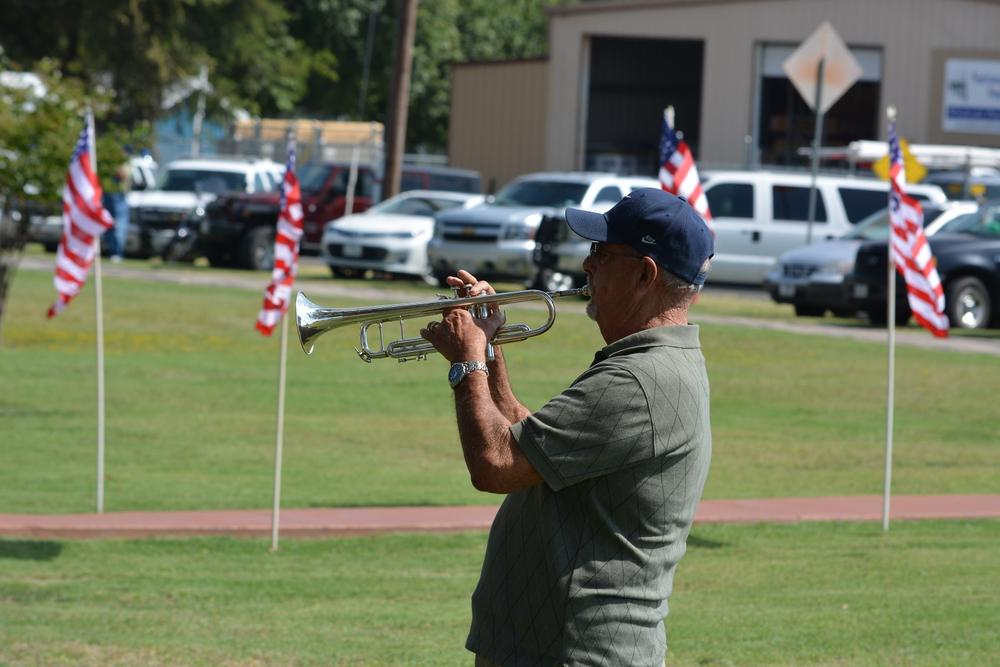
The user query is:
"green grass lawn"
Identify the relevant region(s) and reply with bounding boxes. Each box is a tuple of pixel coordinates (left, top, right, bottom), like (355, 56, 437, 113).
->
(1, 520, 996, 666)
(2, 263, 998, 514)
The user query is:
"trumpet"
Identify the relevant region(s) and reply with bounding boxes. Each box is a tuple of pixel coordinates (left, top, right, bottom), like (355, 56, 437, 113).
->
(295, 286, 589, 362)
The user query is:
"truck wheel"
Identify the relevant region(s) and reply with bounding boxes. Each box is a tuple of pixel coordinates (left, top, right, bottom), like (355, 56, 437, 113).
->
(239, 226, 274, 270)
(946, 276, 991, 329)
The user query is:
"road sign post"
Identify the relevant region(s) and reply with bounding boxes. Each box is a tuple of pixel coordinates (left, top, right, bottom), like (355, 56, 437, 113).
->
(783, 22, 863, 245)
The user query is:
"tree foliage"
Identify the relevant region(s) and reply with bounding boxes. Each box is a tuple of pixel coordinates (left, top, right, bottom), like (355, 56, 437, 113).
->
(0, 0, 570, 154)
(0, 0, 315, 126)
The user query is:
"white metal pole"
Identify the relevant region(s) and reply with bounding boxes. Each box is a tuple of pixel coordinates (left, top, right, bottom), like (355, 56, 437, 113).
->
(882, 106, 898, 533)
(805, 58, 826, 247)
(270, 310, 291, 551)
(89, 110, 107, 514)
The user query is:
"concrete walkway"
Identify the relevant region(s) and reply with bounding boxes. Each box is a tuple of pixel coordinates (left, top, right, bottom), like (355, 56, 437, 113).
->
(2, 495, 997, 539)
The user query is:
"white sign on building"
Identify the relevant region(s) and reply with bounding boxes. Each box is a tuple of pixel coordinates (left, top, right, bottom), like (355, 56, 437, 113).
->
(942, 58, 1000, 135)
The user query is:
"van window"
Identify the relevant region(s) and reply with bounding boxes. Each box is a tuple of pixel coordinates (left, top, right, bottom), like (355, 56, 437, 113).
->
(253, 173, 267, 193)
(705, 182, 754, 218)
(838, 187, 887, 223)
(594, 186, 624, 203)
(772, 185, 827, 222)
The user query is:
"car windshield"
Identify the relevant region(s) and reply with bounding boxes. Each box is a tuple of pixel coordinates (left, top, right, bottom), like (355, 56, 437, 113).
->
(493, 180, 590, 208)
(160, 169, 247, 194)
(369, 195, 467, 216)
(844, 205, 949, 242)
(297, 163, 334, 195)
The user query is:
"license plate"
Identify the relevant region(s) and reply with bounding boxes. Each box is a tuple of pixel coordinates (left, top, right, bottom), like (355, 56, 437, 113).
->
(342, 244, 362, 258)
(778, 284, 796, 298)
(853, 284, 869, 298)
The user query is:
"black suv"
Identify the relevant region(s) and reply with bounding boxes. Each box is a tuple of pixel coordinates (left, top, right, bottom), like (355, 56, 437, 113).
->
(844, 201, 1000, 329)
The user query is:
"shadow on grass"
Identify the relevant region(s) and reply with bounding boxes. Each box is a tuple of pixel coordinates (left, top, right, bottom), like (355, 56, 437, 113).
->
(687, 534, 726, 550)
(0, 540, 63, 561)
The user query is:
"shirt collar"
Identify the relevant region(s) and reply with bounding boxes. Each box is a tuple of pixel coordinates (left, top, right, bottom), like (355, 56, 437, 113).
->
(593, 324, 701, 364)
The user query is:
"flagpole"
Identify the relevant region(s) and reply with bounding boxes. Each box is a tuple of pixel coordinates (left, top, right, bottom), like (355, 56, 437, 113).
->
(270, 309, 290, 552)
(882, 106, 897, 533)
(88, 110, 108, 515)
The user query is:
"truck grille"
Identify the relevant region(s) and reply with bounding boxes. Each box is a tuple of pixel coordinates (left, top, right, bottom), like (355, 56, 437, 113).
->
(136, 208, 189, 230)
(439, 220, 501, 243)
(783, 264, 817, 279)
(326, 244, 388, 261)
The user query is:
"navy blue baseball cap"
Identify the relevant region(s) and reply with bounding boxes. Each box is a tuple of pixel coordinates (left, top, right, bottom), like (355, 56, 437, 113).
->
(565, 188, 714, 285)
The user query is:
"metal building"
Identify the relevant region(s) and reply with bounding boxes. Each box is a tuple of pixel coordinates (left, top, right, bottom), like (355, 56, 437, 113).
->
(449, 0, 1000, 188)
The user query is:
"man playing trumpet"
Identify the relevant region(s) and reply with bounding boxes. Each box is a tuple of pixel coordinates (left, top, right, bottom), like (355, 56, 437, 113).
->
(420, 188, 714, 667)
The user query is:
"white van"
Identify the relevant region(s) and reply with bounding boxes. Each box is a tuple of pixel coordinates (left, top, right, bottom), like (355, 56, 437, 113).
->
(701, 170, 948, 284)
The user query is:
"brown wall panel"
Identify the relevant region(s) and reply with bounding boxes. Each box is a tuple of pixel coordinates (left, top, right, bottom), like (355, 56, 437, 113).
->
(448, 60, 549, 192)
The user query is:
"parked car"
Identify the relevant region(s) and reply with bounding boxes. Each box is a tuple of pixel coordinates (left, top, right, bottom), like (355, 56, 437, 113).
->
(201, 162, 481, 269)
(320, 190, 484, 281)
(844, 200, 1000, 328)
(698, 169, 947, 284)
(29, 155, 160, 252)
(764, 201, 980, 316)
(427, 172, 658, 286)
(129, 156, 282, 259)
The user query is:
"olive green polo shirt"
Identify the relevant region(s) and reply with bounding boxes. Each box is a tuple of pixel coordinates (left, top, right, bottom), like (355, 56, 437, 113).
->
(466, 324, 712, 667)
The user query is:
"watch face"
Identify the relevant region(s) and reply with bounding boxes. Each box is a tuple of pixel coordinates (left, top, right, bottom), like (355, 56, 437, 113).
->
(448, 363, 464, 386)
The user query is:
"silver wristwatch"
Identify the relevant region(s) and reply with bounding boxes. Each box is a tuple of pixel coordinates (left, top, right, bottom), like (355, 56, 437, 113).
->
(448, 361, 489, 388)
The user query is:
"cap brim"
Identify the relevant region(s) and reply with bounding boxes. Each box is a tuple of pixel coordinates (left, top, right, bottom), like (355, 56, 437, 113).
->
(564, 207, 609, 242)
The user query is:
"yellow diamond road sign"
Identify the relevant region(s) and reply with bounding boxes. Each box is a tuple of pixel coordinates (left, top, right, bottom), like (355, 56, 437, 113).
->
(871, 138, 927, 183)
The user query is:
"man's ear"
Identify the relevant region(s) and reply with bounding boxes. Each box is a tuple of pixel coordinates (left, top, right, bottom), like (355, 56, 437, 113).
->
(637, 256, 659, 291)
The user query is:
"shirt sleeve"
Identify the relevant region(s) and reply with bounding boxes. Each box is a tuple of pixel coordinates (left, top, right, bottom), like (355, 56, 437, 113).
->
(510, 363, 655, 492)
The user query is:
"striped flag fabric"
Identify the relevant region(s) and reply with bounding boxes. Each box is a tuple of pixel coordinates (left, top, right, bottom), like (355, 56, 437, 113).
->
(47, 120, 115, 318)
(888, 121, 948, 337)
(255, 139, 303, 336)
(658, 108, 712, 226)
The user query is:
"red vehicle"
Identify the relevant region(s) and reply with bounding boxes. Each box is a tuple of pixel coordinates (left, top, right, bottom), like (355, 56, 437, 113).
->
(199, 161, 481, 269)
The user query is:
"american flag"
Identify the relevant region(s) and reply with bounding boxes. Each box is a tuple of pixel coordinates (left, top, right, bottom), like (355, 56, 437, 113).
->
(256, 138, 303, 335)
(47, 119, 115, 318)
(888, 121, 948, 337)
(658, 108, 712, 226)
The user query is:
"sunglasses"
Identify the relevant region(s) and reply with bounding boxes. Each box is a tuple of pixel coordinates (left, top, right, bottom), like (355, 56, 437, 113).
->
(589, 242, 646, 261)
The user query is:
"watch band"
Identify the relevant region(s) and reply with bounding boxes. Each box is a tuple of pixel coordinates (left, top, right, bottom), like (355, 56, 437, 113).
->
(448, 361, 489, 388)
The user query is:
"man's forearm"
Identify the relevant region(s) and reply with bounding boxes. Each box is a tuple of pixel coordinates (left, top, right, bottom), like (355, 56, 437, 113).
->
(453, 372, 541, 493)
(485, 346, 532, 423)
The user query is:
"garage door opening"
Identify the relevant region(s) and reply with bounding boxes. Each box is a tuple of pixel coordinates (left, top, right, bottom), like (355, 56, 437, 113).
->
(584, 36, 705, 176)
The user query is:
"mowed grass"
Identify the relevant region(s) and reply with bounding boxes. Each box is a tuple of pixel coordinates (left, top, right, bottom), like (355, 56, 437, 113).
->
(2, 264, 998, 514)
(1, 520, 997, 666)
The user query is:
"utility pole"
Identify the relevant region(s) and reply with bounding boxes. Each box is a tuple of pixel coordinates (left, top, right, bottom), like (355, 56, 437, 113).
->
(383, 0, 418, 199)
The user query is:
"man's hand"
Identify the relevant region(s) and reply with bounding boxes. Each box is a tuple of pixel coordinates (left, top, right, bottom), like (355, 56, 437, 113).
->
(420, 270, 506, 362)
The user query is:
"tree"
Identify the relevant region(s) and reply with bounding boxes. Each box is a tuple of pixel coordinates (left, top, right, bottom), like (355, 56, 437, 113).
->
(0, 0, 316, 128)
(0, 55, 147, 338)
(287, 0, 572, 152)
